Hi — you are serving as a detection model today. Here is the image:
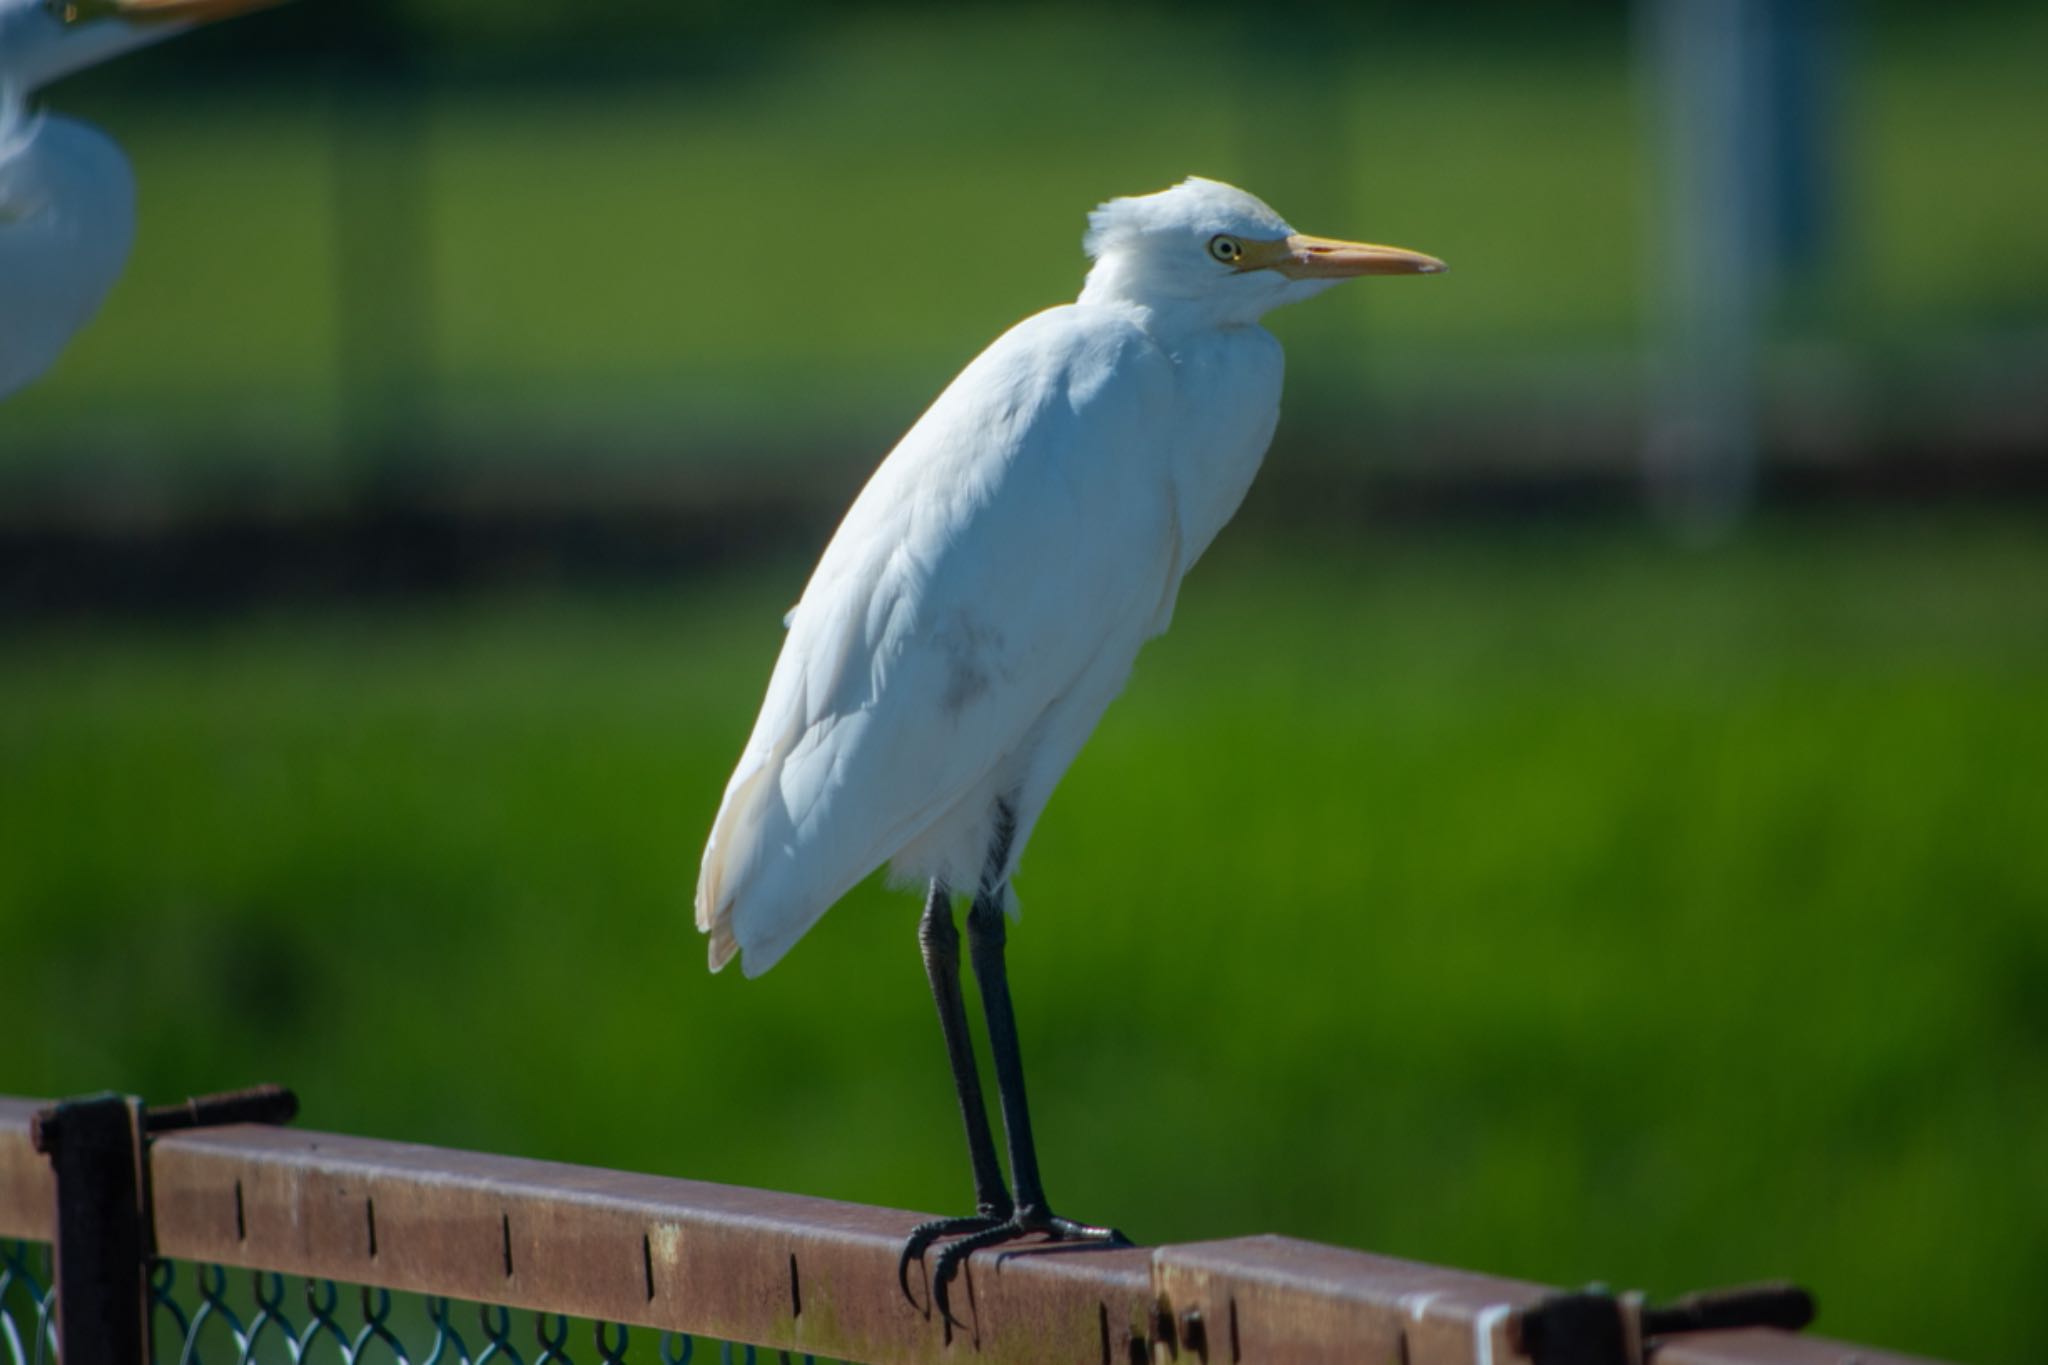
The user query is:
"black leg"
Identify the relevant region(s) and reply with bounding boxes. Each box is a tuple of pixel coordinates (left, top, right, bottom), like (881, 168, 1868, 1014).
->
(919, 880, 1010, 1216)
(904, 804, 1130, 1330)
(898, 881, 1012, 1307)
(965, 892, 1048, 1212)
(962, 890, 1129, 1230)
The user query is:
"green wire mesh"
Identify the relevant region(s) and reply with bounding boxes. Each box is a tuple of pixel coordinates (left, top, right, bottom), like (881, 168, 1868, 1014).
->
(2, 1243, 846, 1365)
(0, 1242, 55, 1365)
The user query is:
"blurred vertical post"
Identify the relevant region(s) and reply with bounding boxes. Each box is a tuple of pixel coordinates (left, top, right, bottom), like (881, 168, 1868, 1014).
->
(328, 0, 436, 486)
(1639, 0, 1838, 532)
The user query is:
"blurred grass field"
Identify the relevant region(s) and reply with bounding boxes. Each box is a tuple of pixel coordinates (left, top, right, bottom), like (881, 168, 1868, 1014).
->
(5, 6, 2047, 481)
(4, 511, 2044, 1363)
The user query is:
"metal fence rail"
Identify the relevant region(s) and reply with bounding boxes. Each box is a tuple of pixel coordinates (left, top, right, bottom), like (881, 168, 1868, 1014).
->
(0, 1096, 1948, 1365)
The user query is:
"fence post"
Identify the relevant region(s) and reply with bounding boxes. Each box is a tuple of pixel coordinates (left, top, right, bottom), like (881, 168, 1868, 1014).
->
(29, 1093, 151, 1365)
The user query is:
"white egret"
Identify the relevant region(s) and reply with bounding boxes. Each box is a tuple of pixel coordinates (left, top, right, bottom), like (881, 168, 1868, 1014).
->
(0, 0, 285, 400)
(697, 176, 1442, 1320)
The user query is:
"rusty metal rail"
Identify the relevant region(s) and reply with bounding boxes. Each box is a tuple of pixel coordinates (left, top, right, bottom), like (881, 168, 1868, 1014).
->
(0, 1096, 1948, 1365)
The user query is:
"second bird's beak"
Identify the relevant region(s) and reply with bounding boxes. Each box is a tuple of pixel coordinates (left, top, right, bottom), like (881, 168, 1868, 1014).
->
(1243, 234, 1447, 279)
(50, 0, 288, 25)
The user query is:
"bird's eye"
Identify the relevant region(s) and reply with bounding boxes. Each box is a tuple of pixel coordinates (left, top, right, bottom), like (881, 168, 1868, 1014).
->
(1208, 235, 1244, 264)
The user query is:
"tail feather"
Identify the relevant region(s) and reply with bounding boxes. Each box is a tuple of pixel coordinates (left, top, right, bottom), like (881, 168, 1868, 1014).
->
(695, 738, 885, 978)
(695, 751, 778, 972)
(706, 922, 739, 973)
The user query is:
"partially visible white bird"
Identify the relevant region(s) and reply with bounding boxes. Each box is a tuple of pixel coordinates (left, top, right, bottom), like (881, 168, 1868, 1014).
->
(696, 176, 1442, 1321)
(0, 0, 286, 400)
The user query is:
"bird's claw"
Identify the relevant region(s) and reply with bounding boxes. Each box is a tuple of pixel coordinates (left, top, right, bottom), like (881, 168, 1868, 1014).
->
(897, 1213, 1005, 1308)
(904, 1210, 1132, 1331)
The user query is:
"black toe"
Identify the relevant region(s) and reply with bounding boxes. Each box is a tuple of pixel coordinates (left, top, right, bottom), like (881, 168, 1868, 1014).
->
(914, 1210, 1134, 1330)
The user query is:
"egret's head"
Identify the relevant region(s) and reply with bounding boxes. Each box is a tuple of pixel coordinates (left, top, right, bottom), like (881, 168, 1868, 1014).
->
(1079, 176, 1442, 324)
(1, 0, 289, 94)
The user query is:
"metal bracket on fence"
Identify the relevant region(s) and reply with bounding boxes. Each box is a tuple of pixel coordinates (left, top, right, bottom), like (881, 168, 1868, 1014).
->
(29, 1094, 148, 1365)
(29, 1084, 298, 1365)
(141, 1085, 300, 1136)
(1511, 1281, 1816, 1365)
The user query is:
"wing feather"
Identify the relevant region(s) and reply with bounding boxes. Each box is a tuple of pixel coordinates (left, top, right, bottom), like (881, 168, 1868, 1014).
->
(697, 305, 1179, 975)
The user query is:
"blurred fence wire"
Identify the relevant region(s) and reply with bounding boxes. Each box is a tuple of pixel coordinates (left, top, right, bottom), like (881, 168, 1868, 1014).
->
(0, 1241, 54, 1365)
(1, 1243, 802, 1365)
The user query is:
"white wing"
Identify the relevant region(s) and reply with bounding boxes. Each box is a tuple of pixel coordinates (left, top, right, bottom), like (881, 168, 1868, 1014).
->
(697, 305, 1182, 975)
(0, 104, 136, 400)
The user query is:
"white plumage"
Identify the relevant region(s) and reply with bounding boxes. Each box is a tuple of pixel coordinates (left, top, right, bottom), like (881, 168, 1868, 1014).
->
(698, 177, 1444, 976)
(0, 0, 285, 401)
(0, 87, 134, 397)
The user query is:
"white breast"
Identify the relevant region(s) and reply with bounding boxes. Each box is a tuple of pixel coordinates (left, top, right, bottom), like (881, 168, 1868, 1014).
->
(1147, 323, 1286, 634)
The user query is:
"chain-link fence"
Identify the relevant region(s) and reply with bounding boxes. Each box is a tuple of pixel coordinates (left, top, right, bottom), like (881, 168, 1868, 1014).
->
(2, 1243, 811, 1365)
(0, 1094, 1956, 1365)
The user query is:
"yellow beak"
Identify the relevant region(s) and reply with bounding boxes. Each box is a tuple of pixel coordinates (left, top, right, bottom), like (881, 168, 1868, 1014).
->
(1268, 233, 1447, 279)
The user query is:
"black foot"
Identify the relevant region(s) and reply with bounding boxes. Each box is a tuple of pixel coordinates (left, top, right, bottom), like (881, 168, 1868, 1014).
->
(897, 1212, 1007, 1308)
(910, 1209, 1131, 1329)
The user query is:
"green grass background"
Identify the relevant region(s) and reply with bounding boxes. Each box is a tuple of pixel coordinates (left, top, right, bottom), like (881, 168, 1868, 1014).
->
(5, 6, 2046, 478)
(5, 513, 2045, 1363)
